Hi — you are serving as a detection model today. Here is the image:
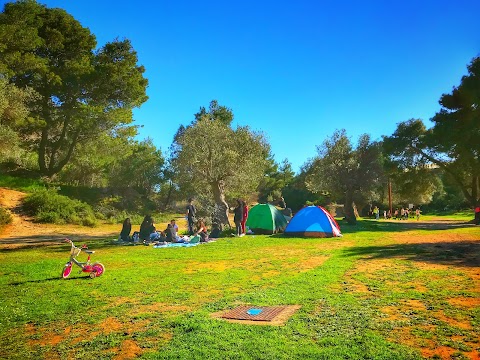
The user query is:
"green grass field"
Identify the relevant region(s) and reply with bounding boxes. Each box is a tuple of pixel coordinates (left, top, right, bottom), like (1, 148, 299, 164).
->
(0, 219, 479, 359)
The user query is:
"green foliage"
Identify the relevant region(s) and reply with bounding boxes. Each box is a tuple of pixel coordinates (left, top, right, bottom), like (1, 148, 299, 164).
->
(0, 206, 12, 225)
(307, 130, 384, 223)
(257, 157, 295, 203)
(175, 100, 269, 225)
(108, 138, 165, 193)
(282, 161, 326, 211)
(383, 56, 480, 207)
(0, 174, 44, 192)
(0, 1, 148, 177)
(23, 188, 97, 226)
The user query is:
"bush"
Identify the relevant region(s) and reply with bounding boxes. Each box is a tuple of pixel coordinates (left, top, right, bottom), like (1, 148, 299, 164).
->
(0, 206, 12, 226)
(23, 188, 97, 227)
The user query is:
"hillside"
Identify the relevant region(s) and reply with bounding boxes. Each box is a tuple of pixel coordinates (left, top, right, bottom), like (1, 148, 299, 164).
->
(0, 187, 118, 249)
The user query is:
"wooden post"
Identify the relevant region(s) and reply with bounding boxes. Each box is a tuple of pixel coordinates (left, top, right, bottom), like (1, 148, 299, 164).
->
(388, 179, 393, 216)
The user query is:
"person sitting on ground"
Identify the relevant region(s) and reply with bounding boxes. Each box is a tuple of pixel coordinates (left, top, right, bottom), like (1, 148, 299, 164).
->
(165, 224, 176, 242)
(170, 219, 179, 237)
(119, 218, 132, 242)
(194, 219, 209, 242)
(209, 223, 221, 239)
(139, 215, 155, 242)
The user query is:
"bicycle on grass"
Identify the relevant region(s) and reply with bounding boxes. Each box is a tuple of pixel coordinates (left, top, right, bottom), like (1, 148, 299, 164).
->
(62, 238, 105, 279)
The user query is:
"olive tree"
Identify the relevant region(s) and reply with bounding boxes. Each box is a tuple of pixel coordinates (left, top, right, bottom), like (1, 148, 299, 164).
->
(306, 130, 384, 224)
(175, 106, 269, 227)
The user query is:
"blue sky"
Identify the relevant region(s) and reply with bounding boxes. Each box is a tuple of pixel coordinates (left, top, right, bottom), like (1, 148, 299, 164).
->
(4, 0, 479, 172)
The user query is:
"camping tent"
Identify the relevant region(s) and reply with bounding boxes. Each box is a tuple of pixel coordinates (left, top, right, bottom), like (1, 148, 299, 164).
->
(246, 204, 288, 234)
(284, 206, 341, 237)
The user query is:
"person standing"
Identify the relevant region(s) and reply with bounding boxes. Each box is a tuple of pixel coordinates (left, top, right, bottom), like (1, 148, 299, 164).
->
(233, 199, 244, 237)
(241, 200, 248, 236)
(186, 198, 196, 235)
(415, 208, 421, 221)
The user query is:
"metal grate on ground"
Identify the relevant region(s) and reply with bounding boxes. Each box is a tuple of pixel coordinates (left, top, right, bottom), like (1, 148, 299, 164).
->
(220, 305, 289, 321)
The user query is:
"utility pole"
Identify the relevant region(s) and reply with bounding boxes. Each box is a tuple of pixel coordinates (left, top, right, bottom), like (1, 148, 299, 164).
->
(388, 179, 393, 216)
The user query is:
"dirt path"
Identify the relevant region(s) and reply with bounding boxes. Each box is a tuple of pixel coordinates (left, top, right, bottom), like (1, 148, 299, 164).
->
(0, 187, 118, 249)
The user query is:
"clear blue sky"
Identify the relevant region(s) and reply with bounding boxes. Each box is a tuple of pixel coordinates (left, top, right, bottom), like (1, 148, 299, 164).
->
(4, 0, 479, 172)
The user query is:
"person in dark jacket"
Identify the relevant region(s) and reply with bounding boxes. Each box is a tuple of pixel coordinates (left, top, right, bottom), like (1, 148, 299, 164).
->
(186, 198, 196, 235)
(233, 199, 244, 237)
(119, 218, 132, 242)
(139, 215, 155, 241)
(475, 203, 480, 225)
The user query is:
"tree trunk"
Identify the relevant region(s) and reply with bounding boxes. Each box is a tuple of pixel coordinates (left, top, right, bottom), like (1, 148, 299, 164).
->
(163, 179, 174, 210)
(344, 189, 357, 225)
(211, 180, 230, 230)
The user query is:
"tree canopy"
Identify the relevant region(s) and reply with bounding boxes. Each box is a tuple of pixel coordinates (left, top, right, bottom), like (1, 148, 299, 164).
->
(384, 57, 480, 207)
(175, 101, 269, 227)
(0, 1, 148, 177)
(307, 130, 384, 224)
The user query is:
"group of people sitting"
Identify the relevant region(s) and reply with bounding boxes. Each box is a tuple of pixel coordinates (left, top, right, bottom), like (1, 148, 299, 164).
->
(119, 215, 219, 245)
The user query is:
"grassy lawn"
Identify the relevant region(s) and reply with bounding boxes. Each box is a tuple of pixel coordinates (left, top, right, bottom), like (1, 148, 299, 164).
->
(0, 220, 479, 359)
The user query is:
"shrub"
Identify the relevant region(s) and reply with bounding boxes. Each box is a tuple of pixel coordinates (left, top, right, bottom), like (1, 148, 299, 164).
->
(23, 188, 97, 227)
(0, 206, 12, 226)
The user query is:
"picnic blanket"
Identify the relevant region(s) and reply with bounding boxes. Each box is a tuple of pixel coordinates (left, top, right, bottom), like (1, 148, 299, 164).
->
(153, 242, 200, 248)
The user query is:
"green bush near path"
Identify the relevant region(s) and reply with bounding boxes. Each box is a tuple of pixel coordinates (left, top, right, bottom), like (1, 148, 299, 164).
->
(23, 188, 98, 227)
(0, 206, 12, 226)
(0, 218, 478, 359)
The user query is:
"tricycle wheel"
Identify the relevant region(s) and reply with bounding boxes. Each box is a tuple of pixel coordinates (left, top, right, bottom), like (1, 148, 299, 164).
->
(92, 263, 105, 277)
(62, 264, 72, 279)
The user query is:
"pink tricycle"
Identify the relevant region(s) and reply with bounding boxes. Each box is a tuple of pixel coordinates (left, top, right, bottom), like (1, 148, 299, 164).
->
(62, 238, 105, 279)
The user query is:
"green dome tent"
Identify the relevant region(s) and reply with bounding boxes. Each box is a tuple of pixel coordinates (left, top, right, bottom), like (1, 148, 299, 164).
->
(246, 204, 288, 234)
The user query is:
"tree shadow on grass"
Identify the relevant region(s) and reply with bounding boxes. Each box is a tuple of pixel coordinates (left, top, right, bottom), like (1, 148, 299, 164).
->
(339, 219, 476, 234)
(342, 240, 480, 267)
(271, 220, 476, 238)
(0, 234, 118, 252)
(8, 276, 91, 286)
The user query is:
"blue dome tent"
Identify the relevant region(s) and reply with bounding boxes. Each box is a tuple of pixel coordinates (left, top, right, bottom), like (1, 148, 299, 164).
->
(284, 206, 341, 237)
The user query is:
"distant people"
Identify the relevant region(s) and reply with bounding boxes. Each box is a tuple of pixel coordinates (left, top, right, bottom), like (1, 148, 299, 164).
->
(119, 218, 132, 242)
(233, 199, 244, 237)
(415, 208, 421, 221)
(186, 198, 196, 235)
(383, 210, 387, 220)
(373, 206, 379, 220)
(474, 204, 480, 225)
(404, 208, 409, 220)
(394, 208, 399, 220)
(139, 215, 155, 241)
(400, 208, 405, 220)
(241, 200, 248, 235)
(387, 210, 391, 219)
(278, 196, 286, 209)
